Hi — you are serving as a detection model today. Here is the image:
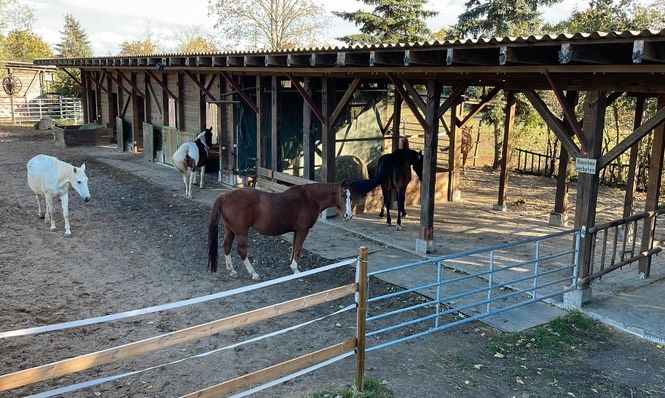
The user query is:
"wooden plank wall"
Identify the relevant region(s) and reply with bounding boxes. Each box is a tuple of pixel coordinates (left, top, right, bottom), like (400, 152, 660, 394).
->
(147, 72, 164, 128)
(183, 75, 199, 132)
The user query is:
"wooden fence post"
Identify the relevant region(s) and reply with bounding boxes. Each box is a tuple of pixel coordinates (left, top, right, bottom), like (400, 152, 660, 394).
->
(355, 246, 368, 392)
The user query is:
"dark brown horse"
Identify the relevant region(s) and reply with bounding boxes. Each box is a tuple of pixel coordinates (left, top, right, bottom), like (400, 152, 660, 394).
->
(208, 183, 352, 280)
(351, 148, 423, 229)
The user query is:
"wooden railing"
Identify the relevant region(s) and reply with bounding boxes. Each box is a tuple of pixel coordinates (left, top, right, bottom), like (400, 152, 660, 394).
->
(0, 249, 370, 397)
(514, 148, 556, 177)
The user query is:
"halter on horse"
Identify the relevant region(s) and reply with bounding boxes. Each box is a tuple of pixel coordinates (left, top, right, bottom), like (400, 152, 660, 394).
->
(172, 127, 213, 198)
(208, 183, 352, 280)
(351, 148, 423, 229)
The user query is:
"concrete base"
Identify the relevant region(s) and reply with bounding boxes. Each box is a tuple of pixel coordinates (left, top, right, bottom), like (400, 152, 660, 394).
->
(492, 203, 507, 212)
(221, 170, 239, 187)
(563, 287, 592, 309)
(415, 238, 434, 254)
(549, 212, 569, 227)
(450, 189, 461, 201)
(320, 207, 338, 219)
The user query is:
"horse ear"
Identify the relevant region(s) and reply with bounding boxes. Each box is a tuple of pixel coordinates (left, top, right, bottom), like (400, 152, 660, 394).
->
(80, 163, 86, 172)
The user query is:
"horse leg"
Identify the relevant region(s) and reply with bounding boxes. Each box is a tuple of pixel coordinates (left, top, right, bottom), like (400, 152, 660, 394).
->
(396, 187, 406, 230)
(60, 192, 72, 237)
(45, 193, 56, 231)
(289, 229, 310, 274)
(180, 172, 189, 198)
(382, 185, 392, 225)
(187, 168, 196, 198)
(35, 194, 44, 219)
(237, 234, 259, 280)
(199, 165, 205, 189)
(223, 226, 238, 278)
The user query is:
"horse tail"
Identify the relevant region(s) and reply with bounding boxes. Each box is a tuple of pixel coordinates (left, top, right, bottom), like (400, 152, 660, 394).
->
(351, 161, 389, 196)
(207, 194, 224, 273)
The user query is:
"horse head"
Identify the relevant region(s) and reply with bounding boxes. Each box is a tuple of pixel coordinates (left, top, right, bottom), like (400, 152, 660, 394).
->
(411, 150, 424, 181)
(71, 164, 91, 203)
(198, 127, 213, 148)
(336, 182, 353, 221)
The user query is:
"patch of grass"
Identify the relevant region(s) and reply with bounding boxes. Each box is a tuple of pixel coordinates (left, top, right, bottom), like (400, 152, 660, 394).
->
(309, 378, 395, 398)
(488, 311, 611, 358)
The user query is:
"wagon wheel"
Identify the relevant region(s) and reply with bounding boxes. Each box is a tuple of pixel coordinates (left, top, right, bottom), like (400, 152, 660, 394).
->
(2, 75, 22, 96)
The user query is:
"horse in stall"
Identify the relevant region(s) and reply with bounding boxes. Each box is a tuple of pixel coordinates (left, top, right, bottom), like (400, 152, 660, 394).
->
(26, 155, 91, 237)
(351, 148, 423, 230)
(208, 183, 352, 280)
(172, 127, 213, 198)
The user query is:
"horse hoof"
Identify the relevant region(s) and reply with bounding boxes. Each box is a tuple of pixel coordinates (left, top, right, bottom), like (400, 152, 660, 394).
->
(38, 214, 44, 219)
(251, 273, 260, 281)
(292, 268, 301, 275)
(229, 270, 238, 278)
(50, 226, 57, 232)
(64, 231, 72, 237)
(395, 225, 402, 231)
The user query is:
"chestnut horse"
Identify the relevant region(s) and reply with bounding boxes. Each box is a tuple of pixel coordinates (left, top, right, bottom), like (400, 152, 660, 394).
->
(208, 183, 352, 280)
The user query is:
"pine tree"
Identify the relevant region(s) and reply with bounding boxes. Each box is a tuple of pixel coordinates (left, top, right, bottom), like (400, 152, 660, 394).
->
(334, 0, 437, 45)
(453, 0, 560, 38)
(55, 14, 92, 58)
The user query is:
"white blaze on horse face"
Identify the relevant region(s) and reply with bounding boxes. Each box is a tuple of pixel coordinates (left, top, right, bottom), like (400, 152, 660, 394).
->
(72, 164, 91, 202)
(343, 189, 353, 220)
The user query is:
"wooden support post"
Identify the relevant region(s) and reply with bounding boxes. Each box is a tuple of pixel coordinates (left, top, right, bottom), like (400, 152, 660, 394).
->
(550, 91, 579, 226)
(303, 77, 314, 180)
(417, 79, 442, 254)
(162, 73, 170, 127)
(638, 94, 665, 279)
(623, 96, 646, 217)
(81, 70, 89, 124)
(131, 72, 139, 152)
(574, 91, 607, 293)
(321, 77, 335, 183)
(107, 74, 115, 131)
(221, 77, 235, 175)
(144, 72, 152, 125)
(355, 246, 368, 393)
(199, 73, 207, 132)
(94, 71, 102, 122)
(392, 93, 402, 151)
(256, 76, 263, 169)
(271, 76, 279, 171)
(177, 72, 185, 130)
(448, 100, 462, 201)
(494, 91, 516, 211)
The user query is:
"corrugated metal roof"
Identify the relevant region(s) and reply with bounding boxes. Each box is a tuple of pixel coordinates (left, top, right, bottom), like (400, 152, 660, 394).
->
(35, 29, 665, 60)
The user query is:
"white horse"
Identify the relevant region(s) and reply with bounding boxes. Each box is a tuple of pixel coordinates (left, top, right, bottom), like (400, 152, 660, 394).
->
(27, 155, 91, 237)
(172, 127, 213, 198)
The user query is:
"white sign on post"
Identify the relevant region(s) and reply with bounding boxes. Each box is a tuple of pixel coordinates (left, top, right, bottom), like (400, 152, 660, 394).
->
(575, 158, 597, 174)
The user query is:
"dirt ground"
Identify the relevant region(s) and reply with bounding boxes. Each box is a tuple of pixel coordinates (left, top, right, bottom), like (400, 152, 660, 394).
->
(1, 126, 664, 398)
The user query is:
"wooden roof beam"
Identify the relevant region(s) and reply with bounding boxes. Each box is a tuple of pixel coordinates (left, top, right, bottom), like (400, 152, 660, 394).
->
(265, 55, 287, 66)
(559, 43, 632, 65)
(116, 70, 145, 97)
(404, 49, 445, 66)
(336, 52, 369, 67)
(61, 68, 82, 87)
(103, 69, 132, 97)
(437, 82, 468, 119)
(184, 70, 218, 102)
(145, 70, 178, 100)
(310, 53, 337, 67)
(633, 40, 665, 64)
(243, 55, 264, 67)
(524, 90, 582, 159)
(457, 86, 501, 127)
(599, 102, 665, 168)
(287, 54, 311, 67)
(500, 45, 559, 66)
(402, 79, 426, 114)
(226, 56, 243, 67)
(545, 72, 586, 151)
(330, 77, 362, 126)
(221, 72, 258, 113)
(388, 73, 428, 130)
(369, 51, 405, 67)
(287, 73, 325, 124)
(447, 48, 499, 66)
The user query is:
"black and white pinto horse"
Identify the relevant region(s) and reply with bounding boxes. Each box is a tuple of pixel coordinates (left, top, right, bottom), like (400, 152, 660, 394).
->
(172, 127, 213, 198)
(351, 148, 423, 230)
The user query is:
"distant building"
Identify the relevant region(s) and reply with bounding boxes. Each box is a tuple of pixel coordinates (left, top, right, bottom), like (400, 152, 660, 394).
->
(0, 61, 58, 124)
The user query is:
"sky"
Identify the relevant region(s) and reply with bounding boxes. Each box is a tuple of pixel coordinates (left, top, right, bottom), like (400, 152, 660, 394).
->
(25, 0, 589, 56)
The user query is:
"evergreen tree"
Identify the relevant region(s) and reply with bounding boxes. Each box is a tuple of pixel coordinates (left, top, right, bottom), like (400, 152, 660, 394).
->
(334, 0, 437, 45)
(453, 0, 560, 38)
(55, 14, 92, 58)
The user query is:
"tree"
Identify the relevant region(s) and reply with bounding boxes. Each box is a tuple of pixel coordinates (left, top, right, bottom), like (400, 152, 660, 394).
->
(453, 0, 560, 38)
(1, 30, 53, 61)
(334, 0, 437, 45)
(0, 0, 35, 33)
(208, 0, 325, 50)
(55, 14, 92, 58)
(547, 0, 665, 32)
(118, 37, 159, 56)
(173, 26, 218, 53)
